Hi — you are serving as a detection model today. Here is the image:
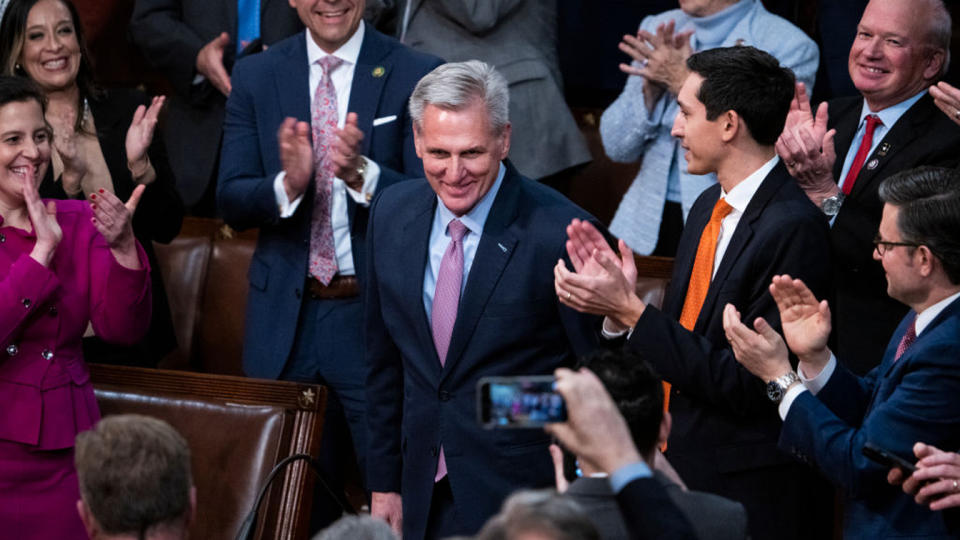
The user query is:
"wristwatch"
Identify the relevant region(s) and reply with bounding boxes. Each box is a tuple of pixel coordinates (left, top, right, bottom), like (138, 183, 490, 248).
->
(766, 371, 800, 404)
(820, 191, 845, 217)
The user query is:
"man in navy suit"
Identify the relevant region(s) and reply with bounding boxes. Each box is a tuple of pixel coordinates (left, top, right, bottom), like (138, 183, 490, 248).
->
(725, 166, 960, 538)
(554, 46, 834, 539)
(217, 0, 441, 511)
(364, 61, 601, 539)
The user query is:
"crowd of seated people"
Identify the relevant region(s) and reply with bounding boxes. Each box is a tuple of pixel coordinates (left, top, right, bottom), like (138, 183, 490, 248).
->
(2, 0, 960, 539)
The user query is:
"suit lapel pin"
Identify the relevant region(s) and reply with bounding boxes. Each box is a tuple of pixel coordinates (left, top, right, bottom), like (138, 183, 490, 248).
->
(497, 242, 508, 253)
(867, 158, 879, 170)
(372, 66, 385, 78)
(877, 142, 891, 157)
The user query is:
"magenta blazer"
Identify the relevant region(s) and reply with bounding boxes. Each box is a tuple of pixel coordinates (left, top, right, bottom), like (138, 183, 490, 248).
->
(0, 200, 151, 449)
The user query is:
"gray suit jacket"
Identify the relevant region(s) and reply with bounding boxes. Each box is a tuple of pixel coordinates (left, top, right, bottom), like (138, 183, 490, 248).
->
(566, 472, 749, 540)
(129, 0, 302, 206)
(401, 0, 590, 179)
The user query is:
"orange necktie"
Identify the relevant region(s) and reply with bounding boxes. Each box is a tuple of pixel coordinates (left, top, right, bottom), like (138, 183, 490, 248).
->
(663, 197, 734, 430)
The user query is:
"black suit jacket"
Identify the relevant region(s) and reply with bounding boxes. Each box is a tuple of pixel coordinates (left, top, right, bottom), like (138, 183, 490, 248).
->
(625, 162, 834, 540)
(129, 0, 303, 205)
(827, 93, 960, 375)
(365, 163, 601, 539)
(40, 89, 185, 366)
(568, 472, 746, 540)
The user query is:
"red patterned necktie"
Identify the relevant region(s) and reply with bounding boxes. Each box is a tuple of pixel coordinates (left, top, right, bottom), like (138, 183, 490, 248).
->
(431, 219, 468, 482)
(841, 114, 882, 196)
(893, 317, 917, 362)
(308, 55, 343, 284)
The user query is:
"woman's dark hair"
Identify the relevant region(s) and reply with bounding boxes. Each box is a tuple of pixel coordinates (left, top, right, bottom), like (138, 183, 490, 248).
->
(0, 0, 100, 132)
(0, 74, 47, 112)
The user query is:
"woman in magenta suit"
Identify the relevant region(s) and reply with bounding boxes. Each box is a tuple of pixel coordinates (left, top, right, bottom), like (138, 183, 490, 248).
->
(0, 76, 151, 538)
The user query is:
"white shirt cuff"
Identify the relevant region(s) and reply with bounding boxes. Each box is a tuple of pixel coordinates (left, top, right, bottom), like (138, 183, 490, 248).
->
(274, 172, 304, 218)
(601, 317, 630, 339)
(798, 354, 837, 395)
(609, 461, 653, 493)
(341, 156, 379, 206)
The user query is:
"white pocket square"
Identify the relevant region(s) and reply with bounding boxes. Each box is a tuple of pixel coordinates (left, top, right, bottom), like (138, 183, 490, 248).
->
(373, 115, 397, 127)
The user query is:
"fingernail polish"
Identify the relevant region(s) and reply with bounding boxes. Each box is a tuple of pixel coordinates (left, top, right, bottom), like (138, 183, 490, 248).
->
(98, 189, 104, 193)
(90, 194, 96, 199)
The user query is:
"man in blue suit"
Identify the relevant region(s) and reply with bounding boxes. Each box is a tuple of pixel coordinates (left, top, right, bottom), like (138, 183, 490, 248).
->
(364, 61, 601, 539)
(724, 166, 960, 537)
(217, 0, 442, 510)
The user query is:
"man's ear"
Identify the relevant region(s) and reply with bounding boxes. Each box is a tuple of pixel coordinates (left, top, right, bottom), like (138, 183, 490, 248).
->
(923, 48, 946, 81)
(658, 411, 672, 447)
(77, 499, 99, 539)
(498, 122, 512, 161)
(413, 123, 425, 159)
(916, 245, 936, 278)
(720, 110, 739, 143)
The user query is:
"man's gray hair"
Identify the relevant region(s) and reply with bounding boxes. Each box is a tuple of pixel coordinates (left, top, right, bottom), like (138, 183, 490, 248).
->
(409, 60, 510, 133)
(475, 489, 600, 540)
(919, 0, 951, 77)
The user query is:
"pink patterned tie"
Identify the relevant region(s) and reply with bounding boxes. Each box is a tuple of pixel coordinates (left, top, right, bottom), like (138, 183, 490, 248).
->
(893, 317, 917, 362)
(431, 219, 468, 482)
(308, 55, 343, 284)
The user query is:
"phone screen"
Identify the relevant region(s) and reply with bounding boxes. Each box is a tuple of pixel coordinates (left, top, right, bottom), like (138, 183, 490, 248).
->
(478, 376, 567, 428)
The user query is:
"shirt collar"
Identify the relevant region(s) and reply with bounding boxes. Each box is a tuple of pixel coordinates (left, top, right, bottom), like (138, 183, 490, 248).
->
(916, 290, 960, 335)
(305, 20, 365, 67)
(859, 90, 926, 130)
(721, 155, 779, 214)
(436, 162, 507, 236)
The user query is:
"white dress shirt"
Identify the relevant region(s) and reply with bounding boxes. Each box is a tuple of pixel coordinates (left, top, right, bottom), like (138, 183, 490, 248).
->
(778, 289, 960, 419)
(272, 22, 381, 276)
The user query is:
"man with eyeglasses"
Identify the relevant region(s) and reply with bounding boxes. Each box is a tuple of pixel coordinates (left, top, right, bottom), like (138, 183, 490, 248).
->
(723, 166, 960, 537)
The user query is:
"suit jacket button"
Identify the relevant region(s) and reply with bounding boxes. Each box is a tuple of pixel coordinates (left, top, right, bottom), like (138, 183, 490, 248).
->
(49, 305, 58, 316)
(438, 390, 451, 401)
(21, 298, 30, 309)
(6, 344, 18, 356)
(431, 446, 438, 456)
(295, 288, 302, 299)
(41, 349, 53, 361)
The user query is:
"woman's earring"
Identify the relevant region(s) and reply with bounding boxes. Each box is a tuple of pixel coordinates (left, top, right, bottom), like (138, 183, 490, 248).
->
(14, 63, 21, 70)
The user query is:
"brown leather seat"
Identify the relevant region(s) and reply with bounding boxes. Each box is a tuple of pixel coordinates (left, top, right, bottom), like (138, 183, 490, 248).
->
(91, 364, 326, 540)
(153, 218, 256, 374)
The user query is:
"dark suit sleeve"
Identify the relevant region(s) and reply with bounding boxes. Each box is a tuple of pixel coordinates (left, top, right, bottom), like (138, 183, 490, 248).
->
(780, 338, 960, 498)
(628, 212, 832, 418)
(363, 192, 404, 493)
(129, 0, 208, 98)
(616, 478, 697, 539)
(217, 58, 285, 231)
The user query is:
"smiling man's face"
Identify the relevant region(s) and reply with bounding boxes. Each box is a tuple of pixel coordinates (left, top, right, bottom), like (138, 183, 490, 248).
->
(848, 0, 943, 111)
(289, 0, 365, 53)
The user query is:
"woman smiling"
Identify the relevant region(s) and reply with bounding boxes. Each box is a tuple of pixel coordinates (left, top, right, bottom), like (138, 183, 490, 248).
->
(0, 0, 183, 366)
(0, 75, 151, 538)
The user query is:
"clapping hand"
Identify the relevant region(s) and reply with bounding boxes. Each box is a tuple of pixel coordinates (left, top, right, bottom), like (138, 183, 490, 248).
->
(722, 303, 790, 383)
(23, 165, 62, 267)
(125, 96, 165, 180)
(619, 20, 693, 99)
(50, 109, 86, 197)
(332, 112, 366, 191)
(775, 82, 838, 203)
(930, 81, 960, 128)
(768, 275, 832, 374)
(89, 185, 145, 269)
(277, 117, 314, 202)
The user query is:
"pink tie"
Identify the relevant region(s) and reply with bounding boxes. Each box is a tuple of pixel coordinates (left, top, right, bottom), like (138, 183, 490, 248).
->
(431, 219, 468, 482)
(893, 317, 917, 362)
(308, 55, 343, 284)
